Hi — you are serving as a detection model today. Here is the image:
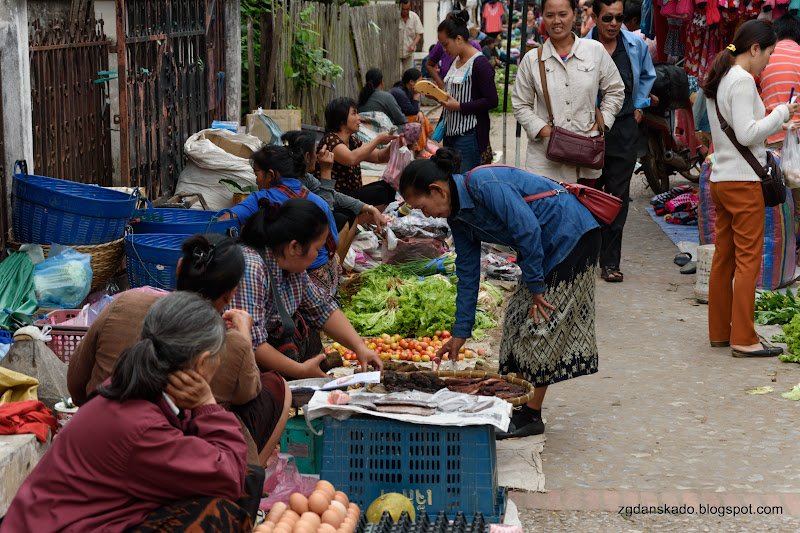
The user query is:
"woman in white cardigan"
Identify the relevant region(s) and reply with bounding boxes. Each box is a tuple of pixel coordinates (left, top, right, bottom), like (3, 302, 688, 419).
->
(512, 0, 624, 183)
(704, 20, 800, 358)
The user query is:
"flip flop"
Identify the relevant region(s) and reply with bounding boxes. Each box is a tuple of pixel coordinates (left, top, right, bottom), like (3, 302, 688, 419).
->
(601, 266, 624, 282)
(680, 261, 697, 274)
(674, 252, 692, 266)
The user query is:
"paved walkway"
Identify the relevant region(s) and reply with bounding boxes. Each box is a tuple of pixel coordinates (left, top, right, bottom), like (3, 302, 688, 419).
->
(486, 116, 800, 531)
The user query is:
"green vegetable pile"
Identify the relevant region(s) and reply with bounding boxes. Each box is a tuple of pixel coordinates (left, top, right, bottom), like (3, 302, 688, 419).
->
(755, 289, 800, 325)
(341, 265, 502, 339)
(781, 313, 800, 362)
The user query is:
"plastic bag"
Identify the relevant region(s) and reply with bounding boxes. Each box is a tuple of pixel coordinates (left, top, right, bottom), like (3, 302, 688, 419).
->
(175, 129, 262, 211)
(782, 129, 800, 188)
(381, 140, 414, 192)
(481, 252, 522, 281)
(33, 248, 93, 308)
(355, 111, 396, 146)
(259, 453, 318, 511)
(382, 237, 445, 265)
(386, 209, 450, 240)
(61, 294, 115, 327)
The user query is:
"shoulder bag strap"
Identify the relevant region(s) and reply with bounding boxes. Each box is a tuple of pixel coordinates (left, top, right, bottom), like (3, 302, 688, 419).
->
(714, 104, 767, 179)
(537, 47, 555, 126)
(256, 248, 296, 339)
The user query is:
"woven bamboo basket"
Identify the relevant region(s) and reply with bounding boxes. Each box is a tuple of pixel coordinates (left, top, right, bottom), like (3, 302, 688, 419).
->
(383, 370, 535, 406)
(7, 232, 125, 292)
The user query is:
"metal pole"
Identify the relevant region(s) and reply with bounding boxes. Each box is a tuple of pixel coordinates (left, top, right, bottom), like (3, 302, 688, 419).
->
(501, 0, 515, 164)
(116, 0, 129, 187)
(515, 0, 529, 167)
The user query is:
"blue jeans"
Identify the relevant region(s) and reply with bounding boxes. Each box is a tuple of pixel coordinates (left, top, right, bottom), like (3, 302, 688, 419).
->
(444, 129, 481, 173)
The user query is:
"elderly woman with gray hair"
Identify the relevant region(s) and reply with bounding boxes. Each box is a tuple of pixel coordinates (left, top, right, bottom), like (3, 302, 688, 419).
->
(2, 292, 263, 533)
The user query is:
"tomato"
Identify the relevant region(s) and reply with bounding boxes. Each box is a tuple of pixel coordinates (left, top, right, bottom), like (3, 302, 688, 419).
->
(343, 360, 351, 367)
(477, 348, 485, 356)
(419, 342, 429, 350)
(390, 343, 399, 350)
(458, 353, 464, 360)
(458, 346, 466, 353)
(442, 354, 449, 360)
(441, 330, 451, 339)
(399, 340, 408, 349)
(427, 346, 435, 353)
(412, 354, 421, 362)
(421, 354, 431, 362)
(435, 331, 442, 337)
(464, 350, 474, 359)
(390, 353, 400, 360)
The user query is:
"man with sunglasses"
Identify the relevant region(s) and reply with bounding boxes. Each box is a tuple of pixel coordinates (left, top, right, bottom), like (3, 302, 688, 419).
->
(584, 0, 656, 283)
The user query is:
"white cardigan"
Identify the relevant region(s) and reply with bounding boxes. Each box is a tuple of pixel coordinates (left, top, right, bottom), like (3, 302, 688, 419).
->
(708, 65, 789, 182)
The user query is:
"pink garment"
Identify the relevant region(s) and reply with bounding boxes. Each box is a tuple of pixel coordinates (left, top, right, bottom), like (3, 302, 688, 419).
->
(1, 393, 247, 533)
(666, 193, 700, 213)
(483, 2, 504, 33)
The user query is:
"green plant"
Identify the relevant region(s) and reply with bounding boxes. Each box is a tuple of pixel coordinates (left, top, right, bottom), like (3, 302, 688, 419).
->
(285, 5, 343, 91)
(755, 289, 800, 325)
(219, 179, 258, 195)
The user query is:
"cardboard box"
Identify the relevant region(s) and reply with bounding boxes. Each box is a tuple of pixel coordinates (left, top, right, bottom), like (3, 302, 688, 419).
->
(197, 130, 254, 160)
(247, 109, 303, 144)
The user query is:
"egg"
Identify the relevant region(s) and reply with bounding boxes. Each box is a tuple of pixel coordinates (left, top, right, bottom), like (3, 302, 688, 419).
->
(348, 502, 359, 513)
(265, 502, 287, 524)
(316, 480, 336, 499)
(330, 500, 347, 518)
(342, 516, 357, 531)
(300, 512, 321, 528)
(293, 521, 315, 533)
(278, 510, 299, 527)
(319, 524, 337, 533)
(289, 493, 309, 514)
(308, 490, 330, 515)
(333, 491, 349, 507)
(321, 509, 343, 528)
(272, 523, 292, 533)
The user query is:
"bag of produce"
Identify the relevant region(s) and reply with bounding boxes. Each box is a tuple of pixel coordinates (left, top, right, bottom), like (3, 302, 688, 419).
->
(33, 247, 92, 308)
(781, 128, 800, 189)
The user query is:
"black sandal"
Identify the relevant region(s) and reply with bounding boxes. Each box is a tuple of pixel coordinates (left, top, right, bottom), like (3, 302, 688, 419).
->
(601, 266, 624, 282)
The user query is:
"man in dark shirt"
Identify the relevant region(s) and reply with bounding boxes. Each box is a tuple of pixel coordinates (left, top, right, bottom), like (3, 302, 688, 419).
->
(587, 0, 656, 283)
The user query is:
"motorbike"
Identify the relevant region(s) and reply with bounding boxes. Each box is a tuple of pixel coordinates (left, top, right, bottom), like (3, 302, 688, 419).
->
(637, 101, 706, 194)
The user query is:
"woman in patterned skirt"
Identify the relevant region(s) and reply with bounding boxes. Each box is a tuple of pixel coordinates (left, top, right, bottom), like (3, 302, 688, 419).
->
(399, 148, 601, 438)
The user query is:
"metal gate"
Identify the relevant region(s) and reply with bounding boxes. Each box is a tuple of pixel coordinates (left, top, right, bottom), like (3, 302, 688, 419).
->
(29, 18, 114, 185)
(116, 0, 227, 199)
(0, 50, 7, 256)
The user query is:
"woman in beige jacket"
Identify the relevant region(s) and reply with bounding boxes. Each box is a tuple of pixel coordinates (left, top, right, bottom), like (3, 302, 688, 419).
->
(512, 0, 624, 182)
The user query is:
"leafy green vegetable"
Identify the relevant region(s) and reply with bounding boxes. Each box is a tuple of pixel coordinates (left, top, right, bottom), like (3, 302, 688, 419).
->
(781, 383, 800, 400)
(781, 313, 800, 361)
(745, 386, 773, 395)
(341, 266, 499, 338)
(755, 289, 800, 325)
(219, 178, 258, 195)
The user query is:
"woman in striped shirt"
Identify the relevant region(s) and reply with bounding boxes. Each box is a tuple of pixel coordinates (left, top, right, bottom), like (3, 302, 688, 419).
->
(438, 10, 499, 172)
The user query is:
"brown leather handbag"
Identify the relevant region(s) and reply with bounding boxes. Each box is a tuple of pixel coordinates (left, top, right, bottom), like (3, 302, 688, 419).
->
(537, 47, 606, 170)
(714, 105, 786, 208)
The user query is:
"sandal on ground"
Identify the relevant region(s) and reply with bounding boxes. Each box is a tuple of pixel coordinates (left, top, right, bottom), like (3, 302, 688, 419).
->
(601, 266, 624, 282)
(674, 252, 692, 266)
(680, 261, 697, 274)
(710, 340, 730, 348)
(731, 343, 783, 358)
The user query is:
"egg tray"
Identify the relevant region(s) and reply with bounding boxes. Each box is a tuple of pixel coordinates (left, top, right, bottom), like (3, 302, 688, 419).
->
(354, 511, 490, 533)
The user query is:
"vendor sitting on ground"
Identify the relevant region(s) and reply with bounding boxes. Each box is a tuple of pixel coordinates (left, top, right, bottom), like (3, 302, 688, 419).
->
(314, 97, 397, 209)
(399, 149, 601, 439)
(67, 234, 290, 466)
(284, 129, 386, 232)
(358, 67, 409, 130)
(389, 68, 436, 155)
(3, 292, 263, 533)
(228, 197, 384, 379)
(222, 144, 341, 295)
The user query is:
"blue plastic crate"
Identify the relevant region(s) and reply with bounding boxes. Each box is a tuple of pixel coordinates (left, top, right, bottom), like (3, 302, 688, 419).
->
(320, 416, 502, 522)
(124, 234, 186, 289)
(11, 161, 138, 245)
(129, 207, 239, 236)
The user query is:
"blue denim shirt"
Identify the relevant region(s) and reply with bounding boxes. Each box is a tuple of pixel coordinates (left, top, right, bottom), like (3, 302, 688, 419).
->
(449, 166, 599, 338)
(586, 28, 656, 110)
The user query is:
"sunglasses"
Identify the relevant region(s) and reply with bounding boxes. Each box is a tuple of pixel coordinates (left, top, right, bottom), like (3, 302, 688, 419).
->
(601, 14, 625, 22)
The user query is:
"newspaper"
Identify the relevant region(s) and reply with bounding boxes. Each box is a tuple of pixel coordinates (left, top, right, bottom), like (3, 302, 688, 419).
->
(306, 389, 511, 431)
(288, 371, 381, 392)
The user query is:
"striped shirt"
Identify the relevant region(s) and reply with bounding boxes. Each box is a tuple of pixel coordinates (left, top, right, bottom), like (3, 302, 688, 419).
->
(757, 39, 800, 144)
(443, 53, 480, 137)
(227, 246, 339, 349)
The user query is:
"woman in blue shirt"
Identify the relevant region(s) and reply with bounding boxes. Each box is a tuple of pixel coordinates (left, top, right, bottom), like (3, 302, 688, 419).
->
(223, 145, 340, 296)
(399, 149, 601, 438)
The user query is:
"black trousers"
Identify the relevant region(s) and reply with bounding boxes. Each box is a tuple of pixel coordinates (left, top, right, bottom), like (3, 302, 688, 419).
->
(594, 114, 640, 268)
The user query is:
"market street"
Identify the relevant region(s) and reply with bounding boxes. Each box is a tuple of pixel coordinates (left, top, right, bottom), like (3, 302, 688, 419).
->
(480, 121, 800, 530)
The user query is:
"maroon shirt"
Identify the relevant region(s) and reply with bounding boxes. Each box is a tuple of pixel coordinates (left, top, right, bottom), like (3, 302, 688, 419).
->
(1, 393, 246, 532)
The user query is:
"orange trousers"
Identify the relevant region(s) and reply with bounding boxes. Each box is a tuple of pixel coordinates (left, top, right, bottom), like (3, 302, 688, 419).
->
(708, 181, 765, 346)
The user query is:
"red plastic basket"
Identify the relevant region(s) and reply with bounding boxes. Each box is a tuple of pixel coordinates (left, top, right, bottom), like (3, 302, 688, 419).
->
(34, 310, 89, 364)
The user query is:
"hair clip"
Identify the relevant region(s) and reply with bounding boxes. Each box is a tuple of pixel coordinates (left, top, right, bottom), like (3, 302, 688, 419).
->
(726, 44, 736, 52)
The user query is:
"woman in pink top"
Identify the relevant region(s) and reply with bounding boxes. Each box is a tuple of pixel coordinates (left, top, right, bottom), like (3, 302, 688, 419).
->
(1, 292, 261, 533)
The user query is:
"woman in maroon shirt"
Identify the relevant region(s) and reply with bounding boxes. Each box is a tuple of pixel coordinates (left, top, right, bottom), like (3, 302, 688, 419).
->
(1, 293, 261, 533)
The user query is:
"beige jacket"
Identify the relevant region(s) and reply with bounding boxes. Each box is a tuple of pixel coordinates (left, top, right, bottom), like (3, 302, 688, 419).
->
(512, 36, 625, 181)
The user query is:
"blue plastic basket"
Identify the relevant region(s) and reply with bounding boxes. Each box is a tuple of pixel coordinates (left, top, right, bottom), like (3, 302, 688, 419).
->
(11, 161, 138, 245)
(129, 207, 240, 236)
(124, 234, 186, 289)
(320, 416, 505, 522)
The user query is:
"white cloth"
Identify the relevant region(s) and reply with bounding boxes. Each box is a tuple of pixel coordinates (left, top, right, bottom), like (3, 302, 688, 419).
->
(512, 36, 625, 182)
(399, 11, 424, 59)
(708, 65, 789, 182)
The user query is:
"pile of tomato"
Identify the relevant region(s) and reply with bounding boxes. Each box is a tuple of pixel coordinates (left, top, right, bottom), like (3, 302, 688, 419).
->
(325, 331, 486, 367)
